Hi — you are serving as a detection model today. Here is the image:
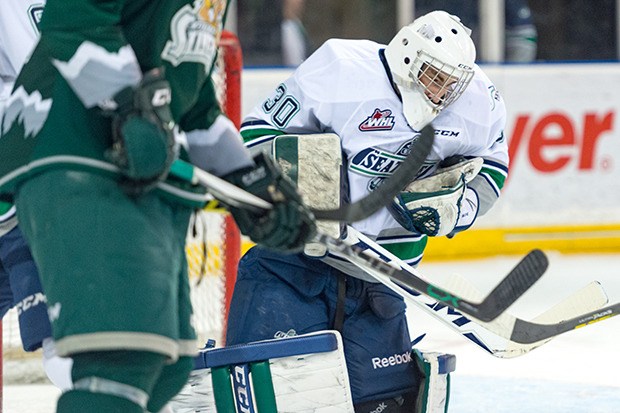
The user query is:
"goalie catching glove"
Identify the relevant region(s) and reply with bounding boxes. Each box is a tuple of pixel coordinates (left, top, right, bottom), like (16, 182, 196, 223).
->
(388, 156, 482, 237)
(223, 152, 317, 252)
(104, 67, 177, 196)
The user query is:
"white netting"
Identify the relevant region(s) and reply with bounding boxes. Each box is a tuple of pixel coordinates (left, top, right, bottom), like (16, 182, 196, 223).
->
(186, 209, 231, 347)
(212, 47, 228, 115)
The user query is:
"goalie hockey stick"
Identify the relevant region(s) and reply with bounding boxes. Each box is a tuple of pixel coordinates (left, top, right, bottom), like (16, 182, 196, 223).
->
(168, 124, 434, 222)
(317, 232, 548, 322)
(170, 154, 616, 345)
(339, 226, 609, 357)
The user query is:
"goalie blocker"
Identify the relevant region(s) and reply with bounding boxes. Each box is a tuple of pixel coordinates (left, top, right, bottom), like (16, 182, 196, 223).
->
(168, 331, 455, 413)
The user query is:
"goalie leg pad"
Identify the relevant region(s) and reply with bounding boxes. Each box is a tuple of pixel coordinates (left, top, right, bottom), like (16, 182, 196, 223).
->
(413, 351, 456, 413)
(169, 331, 355, 412)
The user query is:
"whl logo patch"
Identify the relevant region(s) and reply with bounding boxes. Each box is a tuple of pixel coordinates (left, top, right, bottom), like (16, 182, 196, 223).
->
(359, 108, 395, 131)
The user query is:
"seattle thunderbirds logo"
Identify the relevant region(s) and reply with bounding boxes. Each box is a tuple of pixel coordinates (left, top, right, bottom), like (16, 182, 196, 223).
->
(358, 109, 396, 131)
(350, 139, 421, 178)
(350, 137, 434, 191)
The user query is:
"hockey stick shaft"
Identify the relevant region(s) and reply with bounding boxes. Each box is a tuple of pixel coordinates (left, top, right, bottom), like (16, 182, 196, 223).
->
(509, 301, 620, 344)
(175, 151, 616, 345)
(317, 232, 548, 322)
(357, 265, 544, 358)
(169, 159, 271, 212)
(171, 158, 542, 321)
(170, 131, 543, 322)
(404, 279, 608, 358)
(169, 125, 434, 223)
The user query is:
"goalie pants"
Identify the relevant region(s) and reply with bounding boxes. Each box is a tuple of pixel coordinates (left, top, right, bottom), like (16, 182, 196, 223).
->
(0, 225, 52, 351)
(226, 246, 420, 404)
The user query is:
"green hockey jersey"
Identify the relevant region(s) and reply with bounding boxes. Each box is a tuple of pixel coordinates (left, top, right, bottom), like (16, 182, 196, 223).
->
(0, 0, 232, 207)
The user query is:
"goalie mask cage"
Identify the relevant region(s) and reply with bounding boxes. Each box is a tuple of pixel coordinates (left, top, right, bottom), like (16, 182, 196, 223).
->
(0, 30, 243, 398)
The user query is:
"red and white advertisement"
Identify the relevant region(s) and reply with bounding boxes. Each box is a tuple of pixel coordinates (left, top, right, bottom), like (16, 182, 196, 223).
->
(483, 63, 619, 227)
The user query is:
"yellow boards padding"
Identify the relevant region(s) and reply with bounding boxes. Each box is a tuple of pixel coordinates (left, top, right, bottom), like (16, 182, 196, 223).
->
(423, 224, 620, 261)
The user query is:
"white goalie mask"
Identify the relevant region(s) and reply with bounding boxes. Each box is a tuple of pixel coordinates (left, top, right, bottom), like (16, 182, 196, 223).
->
(385, 11, 476, 130)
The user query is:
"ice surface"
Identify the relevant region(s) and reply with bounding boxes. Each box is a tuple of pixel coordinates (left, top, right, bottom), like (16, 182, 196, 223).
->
(4, 252, 620, 412)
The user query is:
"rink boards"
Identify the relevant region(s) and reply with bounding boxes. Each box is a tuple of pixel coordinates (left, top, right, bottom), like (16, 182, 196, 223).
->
(243, 63, 620, 258)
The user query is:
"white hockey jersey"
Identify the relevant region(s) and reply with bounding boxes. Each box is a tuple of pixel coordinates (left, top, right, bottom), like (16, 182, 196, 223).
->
(241, 38, 508, 267)
(0, 0, 44, 108)
(0, 0, 44, 232)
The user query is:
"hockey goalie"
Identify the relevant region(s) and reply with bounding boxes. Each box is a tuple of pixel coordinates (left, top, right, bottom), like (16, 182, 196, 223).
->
(172, 10, 507, 413)
(170, 131, 466, 413)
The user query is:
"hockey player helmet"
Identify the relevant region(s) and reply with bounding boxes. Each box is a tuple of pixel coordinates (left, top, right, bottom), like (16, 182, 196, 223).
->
(385, 11, 476, 130)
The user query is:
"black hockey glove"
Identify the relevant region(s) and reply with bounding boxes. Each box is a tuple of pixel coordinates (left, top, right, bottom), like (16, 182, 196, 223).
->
(105, 67, 177, 196)
(222, 153, 317, 252)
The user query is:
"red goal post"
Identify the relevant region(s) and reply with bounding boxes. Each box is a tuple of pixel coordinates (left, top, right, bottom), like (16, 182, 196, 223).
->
(186, 29, 243, 347)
